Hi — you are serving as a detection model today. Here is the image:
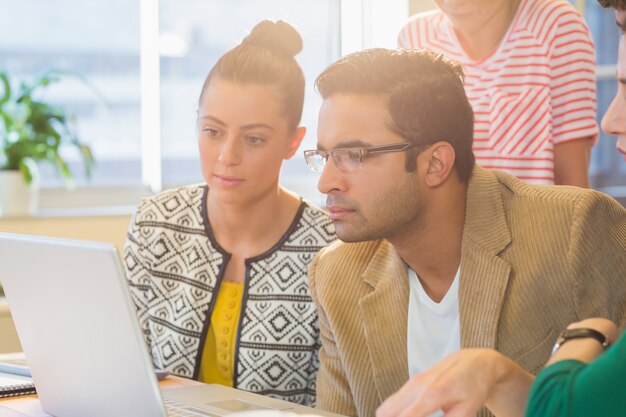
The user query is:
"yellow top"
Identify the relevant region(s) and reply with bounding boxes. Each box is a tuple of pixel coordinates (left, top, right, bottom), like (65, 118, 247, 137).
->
(198, 281, 244, 386)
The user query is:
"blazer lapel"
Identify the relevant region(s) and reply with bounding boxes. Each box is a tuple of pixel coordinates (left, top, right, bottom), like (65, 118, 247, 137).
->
(359, 241, 410, 404)
(459, 167, 512, 349)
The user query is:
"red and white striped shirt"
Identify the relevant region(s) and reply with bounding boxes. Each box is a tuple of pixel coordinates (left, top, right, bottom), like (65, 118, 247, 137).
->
(398, 0, 598, 185)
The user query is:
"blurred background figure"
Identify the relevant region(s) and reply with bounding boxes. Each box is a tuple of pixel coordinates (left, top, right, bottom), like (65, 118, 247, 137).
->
(399, 0, 597, 187)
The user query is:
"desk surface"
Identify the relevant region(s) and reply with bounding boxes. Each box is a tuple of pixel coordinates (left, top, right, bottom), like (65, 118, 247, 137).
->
(0, 375, 200, 417)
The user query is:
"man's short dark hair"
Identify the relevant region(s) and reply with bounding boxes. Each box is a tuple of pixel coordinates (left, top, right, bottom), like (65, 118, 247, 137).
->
(315, 48, 475, 183)
(598, 0, 626, 9)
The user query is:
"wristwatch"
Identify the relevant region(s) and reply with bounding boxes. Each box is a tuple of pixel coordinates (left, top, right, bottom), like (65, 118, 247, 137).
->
(551, 327, 611, 355)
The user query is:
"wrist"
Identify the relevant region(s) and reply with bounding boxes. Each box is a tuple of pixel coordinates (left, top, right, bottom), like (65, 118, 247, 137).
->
(489, 350, 526, 390)
(551, 327, 610, 356)
(485, 352, 533, 417)
(567, 318, 618, 343)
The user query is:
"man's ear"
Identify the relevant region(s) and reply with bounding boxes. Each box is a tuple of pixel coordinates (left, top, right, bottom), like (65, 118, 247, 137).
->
(423, 141, 456, 187)
(285, 126, 307, 159)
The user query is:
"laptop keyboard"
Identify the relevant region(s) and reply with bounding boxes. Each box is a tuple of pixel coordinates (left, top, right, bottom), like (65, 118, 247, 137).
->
(165, 398, 221, 417)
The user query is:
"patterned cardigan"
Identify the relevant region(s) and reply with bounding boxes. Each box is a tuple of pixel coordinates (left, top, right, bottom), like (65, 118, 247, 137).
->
(124, 184, 336, 406)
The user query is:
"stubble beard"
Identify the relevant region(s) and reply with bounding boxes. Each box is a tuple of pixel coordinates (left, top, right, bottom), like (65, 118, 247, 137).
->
(334, 181, 425, 244)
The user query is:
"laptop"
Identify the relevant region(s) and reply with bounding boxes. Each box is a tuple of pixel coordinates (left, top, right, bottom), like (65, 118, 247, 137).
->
(0, 233, 342, 417)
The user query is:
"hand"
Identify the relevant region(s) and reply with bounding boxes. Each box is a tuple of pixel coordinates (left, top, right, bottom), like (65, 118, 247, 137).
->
(376, 349, 530, 417)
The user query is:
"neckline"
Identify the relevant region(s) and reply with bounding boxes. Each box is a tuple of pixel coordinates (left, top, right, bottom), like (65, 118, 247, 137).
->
(200, 185, 307, 263)
(444, 0, 526, 66)
(408, 266, 461, 312)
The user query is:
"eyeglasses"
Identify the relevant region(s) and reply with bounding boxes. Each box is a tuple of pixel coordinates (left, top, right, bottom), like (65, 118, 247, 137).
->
(303, 142, 418, 173)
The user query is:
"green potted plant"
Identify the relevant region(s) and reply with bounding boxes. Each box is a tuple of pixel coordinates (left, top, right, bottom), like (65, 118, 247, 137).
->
(0, 70, 95, 216)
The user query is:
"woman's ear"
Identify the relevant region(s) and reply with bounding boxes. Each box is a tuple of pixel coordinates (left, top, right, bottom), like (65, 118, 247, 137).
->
(424, 141, 456, 187)
(285, 126, 307, 159)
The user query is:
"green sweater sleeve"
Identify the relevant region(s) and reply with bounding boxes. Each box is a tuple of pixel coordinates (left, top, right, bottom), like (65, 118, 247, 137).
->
(525, 334, 626, 417)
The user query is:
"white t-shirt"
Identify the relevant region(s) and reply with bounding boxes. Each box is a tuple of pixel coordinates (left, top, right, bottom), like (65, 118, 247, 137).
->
(398, 0, 598, 185)
(407, 267, 461, 417)
(407, 266, 461, 377)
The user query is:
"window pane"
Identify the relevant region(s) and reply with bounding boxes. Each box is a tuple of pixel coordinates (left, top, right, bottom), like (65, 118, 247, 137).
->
(159, 0, 340, 204)
(0, 0, 141, 187)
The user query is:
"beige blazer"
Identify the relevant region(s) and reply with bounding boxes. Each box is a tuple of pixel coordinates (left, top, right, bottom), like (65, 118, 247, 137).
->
(309, 167, 626, 417)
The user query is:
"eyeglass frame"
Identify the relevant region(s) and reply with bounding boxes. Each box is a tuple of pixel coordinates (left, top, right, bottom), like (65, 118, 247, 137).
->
(303, 141, 421, 173)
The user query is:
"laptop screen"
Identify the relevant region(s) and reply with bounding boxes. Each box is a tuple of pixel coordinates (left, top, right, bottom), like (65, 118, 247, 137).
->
(0, 233, 167, 417)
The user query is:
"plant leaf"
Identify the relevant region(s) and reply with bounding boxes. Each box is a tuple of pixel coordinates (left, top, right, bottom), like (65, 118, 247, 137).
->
(78, 144, 95, 177)
(0, 71, 10, 105)
(53, 153, 74, 189)
(3, 69, 100, 189)
(18, 157, 39, 185)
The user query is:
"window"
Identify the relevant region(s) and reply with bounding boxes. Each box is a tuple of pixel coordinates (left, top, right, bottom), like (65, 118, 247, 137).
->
(156, 0, 406, 203)
(6, 1, 622, 211)
(0, 0, 142, 188)
(0, 0, 346, 208)
(157, 0, 341, 204)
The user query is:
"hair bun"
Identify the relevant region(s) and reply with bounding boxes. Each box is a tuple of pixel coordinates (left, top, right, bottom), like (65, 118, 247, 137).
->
(242, 20, 303, 57)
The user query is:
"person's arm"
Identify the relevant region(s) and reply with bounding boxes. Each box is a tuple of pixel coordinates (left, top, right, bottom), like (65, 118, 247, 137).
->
(549, 8, 597, 187)
(525, 319, 623, 417)
(567, 190, 626, 331)
(553, 138, 592, 187)
(547, 319, 618, 366)
(375, 319, 620, 417)
(308, 253, 358, 417)
(376, 349, 533, 417)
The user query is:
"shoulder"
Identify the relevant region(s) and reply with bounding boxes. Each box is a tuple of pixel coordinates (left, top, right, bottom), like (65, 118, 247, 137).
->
(519, 0, 584, 24)
(517, 0, 591, 40)
(284, 200, 336, 248)
(300, 200, 335, 231)
(493, 170, 623, 219)
(398, 9, 446, 47)
(469, 169, 626, 262)
(309, 239, 398, 309)
(133, 184, 206, 223)
(311, 239, 388, 278)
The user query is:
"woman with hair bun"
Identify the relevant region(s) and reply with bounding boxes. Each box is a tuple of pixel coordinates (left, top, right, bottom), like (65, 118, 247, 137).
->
(124, 20, 336, 405)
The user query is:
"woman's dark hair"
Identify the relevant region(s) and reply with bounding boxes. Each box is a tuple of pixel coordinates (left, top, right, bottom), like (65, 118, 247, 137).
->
(199, 20, 305, 131)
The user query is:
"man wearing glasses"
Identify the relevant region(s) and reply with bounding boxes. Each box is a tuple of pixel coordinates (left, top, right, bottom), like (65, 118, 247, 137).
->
(304, 48, 626, 417)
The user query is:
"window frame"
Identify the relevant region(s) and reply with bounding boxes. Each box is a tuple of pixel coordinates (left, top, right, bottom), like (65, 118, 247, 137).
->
(34, 0, 409, 213)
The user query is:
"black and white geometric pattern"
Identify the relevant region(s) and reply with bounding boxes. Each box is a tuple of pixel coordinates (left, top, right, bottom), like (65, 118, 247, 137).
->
(124, 184, 336, 406)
